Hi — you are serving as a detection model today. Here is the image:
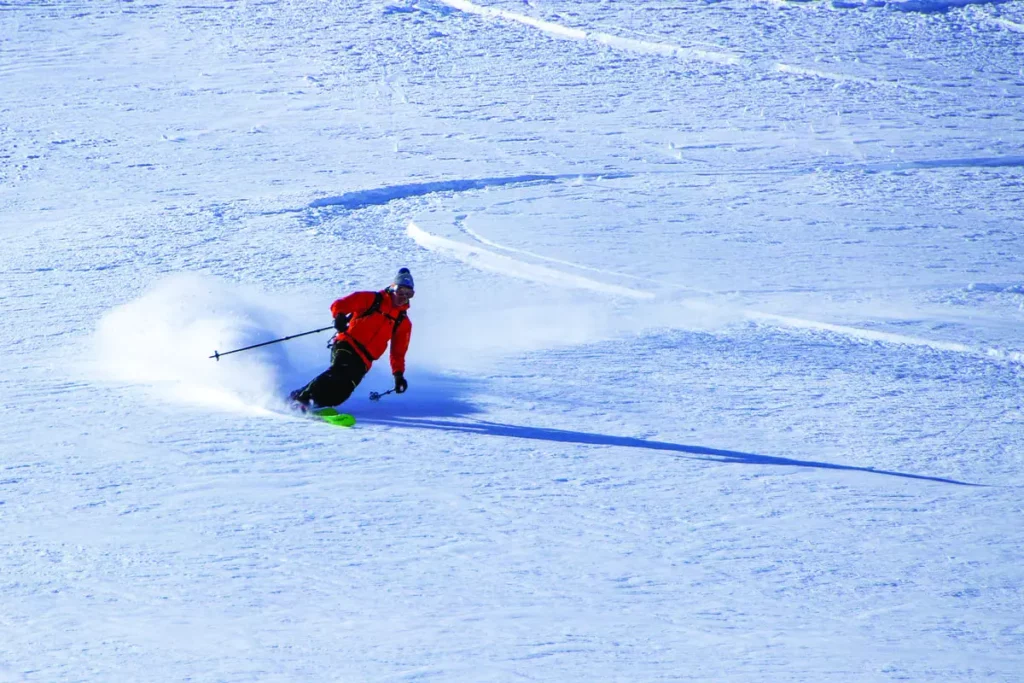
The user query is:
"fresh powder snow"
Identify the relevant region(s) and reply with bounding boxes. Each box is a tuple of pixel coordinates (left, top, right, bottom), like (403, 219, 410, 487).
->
(2, 1, 1023, 681)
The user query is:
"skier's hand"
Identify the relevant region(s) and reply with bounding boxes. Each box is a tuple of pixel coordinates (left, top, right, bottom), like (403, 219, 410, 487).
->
(333, 313, 349, 332)
(393, 371, 408, 394)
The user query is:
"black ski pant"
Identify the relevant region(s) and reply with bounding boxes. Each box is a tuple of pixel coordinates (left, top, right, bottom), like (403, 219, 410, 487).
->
(296, 341, 368, 407)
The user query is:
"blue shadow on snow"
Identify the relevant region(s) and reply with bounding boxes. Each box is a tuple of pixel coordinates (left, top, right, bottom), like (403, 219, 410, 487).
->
(307, 172, 632, 211)
(359, 416, 983, 487)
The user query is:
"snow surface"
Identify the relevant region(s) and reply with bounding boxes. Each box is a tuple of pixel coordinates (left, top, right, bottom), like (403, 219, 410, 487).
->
(2, 0, 1023, 680)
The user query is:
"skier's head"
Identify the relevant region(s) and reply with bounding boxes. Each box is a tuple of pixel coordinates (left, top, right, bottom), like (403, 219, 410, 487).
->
(393, 267, 414, 291)
(390, 267, 414, 306)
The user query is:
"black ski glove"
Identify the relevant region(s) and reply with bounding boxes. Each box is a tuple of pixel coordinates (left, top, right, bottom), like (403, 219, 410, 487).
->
(334, 313, 350, 332)
(393, 371, 408, 394)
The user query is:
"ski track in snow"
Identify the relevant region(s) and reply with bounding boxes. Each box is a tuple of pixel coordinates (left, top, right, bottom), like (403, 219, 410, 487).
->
(654, 154, 1024, 180)
(407, 220, 654, 300)
(744, 311, 1024, 364)
(308, 172, 631, 211)
(851, 155, 1024, 173)
(434, 0, 947, 92)
(454, 215, 717, 294)
(408, 218, 1024, 366)
(769, 0, 1021, 13)
(883, 0, 1020, 12)
(436, 0, 742, 65)
(297, 152, 1024, 220)
(985, 15, 1024, 32)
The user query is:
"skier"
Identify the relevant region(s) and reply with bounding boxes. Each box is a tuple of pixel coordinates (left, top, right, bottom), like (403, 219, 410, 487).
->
(289, 267, 413, 410)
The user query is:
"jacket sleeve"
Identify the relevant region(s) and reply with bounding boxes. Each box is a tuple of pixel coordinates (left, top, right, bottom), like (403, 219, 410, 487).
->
(330, 291, 377, 319)
(389, 315, 412, 375)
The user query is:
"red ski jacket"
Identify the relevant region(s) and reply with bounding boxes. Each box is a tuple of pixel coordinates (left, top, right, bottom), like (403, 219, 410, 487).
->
(331, 290, 411, 373)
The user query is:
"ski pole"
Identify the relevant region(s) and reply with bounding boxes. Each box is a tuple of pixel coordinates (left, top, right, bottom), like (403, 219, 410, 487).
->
(369, 389, 394, 402)
(209, 326, 334, 361)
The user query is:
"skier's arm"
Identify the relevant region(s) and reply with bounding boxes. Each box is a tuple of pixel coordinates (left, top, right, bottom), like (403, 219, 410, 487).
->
(330, 291, 377, 319)
(389, 316, 412, 375)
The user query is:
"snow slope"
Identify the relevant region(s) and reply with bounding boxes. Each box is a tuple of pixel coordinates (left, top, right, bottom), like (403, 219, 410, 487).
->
(2, 1, 1023, 681)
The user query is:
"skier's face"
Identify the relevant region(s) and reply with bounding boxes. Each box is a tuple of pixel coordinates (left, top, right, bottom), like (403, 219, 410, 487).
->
(392, 285, 414, 307)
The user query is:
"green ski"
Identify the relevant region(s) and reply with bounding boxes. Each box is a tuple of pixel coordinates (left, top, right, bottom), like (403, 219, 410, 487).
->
(311, 407, 356, 428)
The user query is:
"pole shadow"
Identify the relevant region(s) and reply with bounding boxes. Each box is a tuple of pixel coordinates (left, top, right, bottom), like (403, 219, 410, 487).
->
(360, 416, 983, 487)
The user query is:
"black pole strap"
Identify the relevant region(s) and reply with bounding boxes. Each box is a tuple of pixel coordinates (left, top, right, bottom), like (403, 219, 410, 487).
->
(210, 325, 335, 361)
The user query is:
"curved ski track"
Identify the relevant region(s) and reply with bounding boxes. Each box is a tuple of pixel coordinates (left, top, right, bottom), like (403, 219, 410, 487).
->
(404, 219, 1024, 368)
(302, 154, 1024, 215)
(433, 0, 963, 93)
(308, 172, 630, 211)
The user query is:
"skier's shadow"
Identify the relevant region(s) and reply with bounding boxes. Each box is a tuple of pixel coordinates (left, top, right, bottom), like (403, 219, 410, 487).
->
(359, 414, 982, 487)
(351, 372, 981, 486)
